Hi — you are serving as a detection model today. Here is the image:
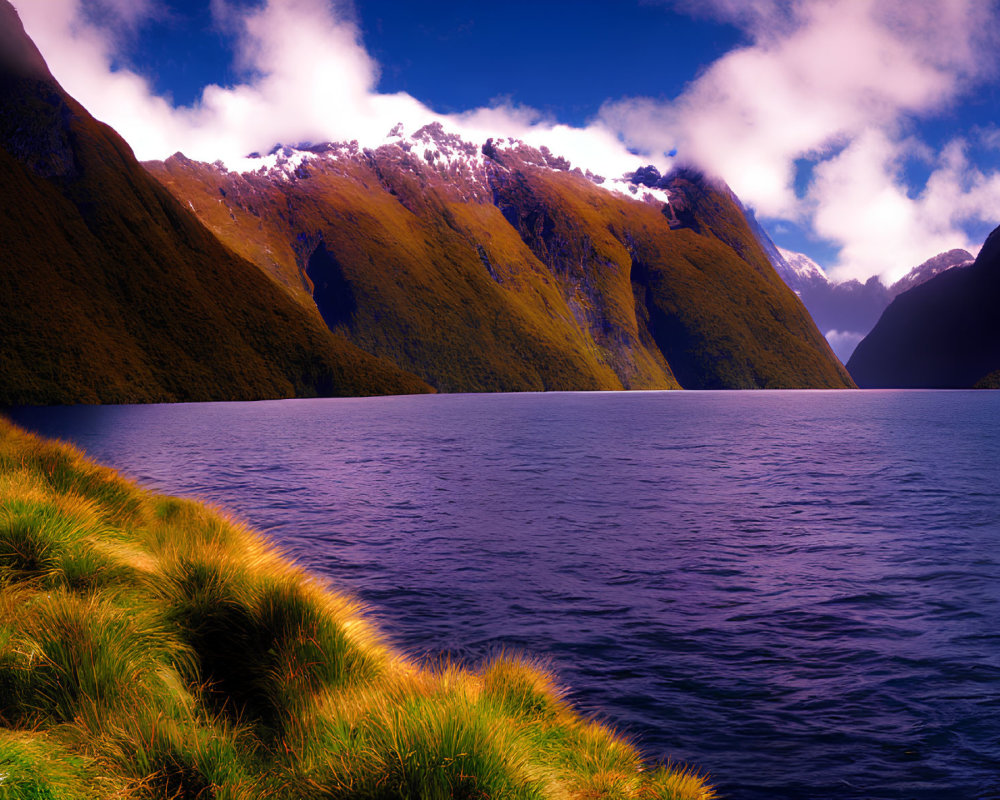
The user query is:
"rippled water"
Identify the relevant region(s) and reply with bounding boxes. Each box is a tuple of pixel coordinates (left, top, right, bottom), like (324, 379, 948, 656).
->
(8, 391, 1000, 799)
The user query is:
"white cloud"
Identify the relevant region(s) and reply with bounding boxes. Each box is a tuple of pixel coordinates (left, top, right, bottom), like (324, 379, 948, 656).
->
(10, 0, 1000, 284)
(10, 0, 660, 183)
(606, 0, 1000, 280)
(824, 329, 865, 364)
(813, 132, 1000, 282)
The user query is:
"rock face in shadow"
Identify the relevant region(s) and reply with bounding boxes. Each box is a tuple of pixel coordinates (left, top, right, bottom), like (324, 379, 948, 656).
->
(847, 227, 1000, 388)
(306, 242, 358, 331)
(148, 140, 855, 391)
(0, 1, 429, 404)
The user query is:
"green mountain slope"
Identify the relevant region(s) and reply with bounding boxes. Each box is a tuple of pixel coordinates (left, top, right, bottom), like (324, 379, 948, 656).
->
(148, 134, 854, 391)
(0, 2, 429, 405)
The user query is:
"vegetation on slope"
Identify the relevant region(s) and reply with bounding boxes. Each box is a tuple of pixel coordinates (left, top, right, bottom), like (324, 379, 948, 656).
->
(494, 164, 854, 390)
(150, 150, 645, 393)
(150, 140, 853, 392)
(0, 417, 714, 799)
(0, 2, 429, 405)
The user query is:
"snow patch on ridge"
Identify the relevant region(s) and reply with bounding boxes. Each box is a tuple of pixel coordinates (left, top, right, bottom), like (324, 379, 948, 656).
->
(604, 178, 672, 206)
(215, 122, 672, 211)
(227, 145, 316, 180)
(408, 122, 486, 172)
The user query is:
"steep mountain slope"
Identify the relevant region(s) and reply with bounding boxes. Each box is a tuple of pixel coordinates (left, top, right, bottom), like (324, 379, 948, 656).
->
(756, 233, 972, 363)
(0, 1, 429, 405)
(846, 227, 1000, 388)
(148, 133, 853, 390)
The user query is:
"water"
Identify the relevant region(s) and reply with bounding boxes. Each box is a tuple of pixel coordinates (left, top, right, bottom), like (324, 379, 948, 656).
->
(7, 391, 1000, 800)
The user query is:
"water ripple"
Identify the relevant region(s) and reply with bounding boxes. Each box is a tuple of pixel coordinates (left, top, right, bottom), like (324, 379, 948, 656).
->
(8, 390, 1000, 800)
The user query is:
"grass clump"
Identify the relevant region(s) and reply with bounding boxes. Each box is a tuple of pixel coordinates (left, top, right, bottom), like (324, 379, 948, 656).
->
(0, 730, 104, 799)
(0, 417, 714, 799)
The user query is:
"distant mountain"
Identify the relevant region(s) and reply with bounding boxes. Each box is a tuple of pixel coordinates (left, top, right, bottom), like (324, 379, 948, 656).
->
(750, 227, 972, 363)
(775, 248, 827, 288)
(147, 137, 853, 391)
(0, 1, 428, 404)
(846, 227, 1000, 388)
(888, 249, 975, 297)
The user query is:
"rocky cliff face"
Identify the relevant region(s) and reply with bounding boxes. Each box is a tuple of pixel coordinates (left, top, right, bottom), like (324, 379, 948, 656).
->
(147, 130, 854, 391)
(846, 229, 1000, 388)
(0, 1, 429, 404)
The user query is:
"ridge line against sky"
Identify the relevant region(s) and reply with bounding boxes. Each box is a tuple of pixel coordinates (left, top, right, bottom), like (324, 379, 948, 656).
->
(11, 0, 1000, 284)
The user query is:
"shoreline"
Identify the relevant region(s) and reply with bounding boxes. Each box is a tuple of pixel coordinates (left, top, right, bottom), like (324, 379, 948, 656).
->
(0, 416, 713, 799)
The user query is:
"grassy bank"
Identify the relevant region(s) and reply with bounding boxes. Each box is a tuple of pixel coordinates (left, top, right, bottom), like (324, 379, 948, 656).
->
(0, 417, 713, 799)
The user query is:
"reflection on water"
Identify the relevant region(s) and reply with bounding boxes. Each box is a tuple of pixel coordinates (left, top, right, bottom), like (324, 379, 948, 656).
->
(8, 390, 1000, 800)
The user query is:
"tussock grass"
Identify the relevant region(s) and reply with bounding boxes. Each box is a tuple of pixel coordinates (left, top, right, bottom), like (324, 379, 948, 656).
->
(0, 417, 714, 799)
(0, 729, 107, 799)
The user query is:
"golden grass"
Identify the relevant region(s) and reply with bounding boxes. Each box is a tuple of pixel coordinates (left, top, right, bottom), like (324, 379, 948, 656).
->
(0, 417, 714, 799)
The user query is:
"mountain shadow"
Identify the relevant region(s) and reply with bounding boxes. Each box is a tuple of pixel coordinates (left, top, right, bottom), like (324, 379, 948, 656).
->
(847, 226, 1000, 388)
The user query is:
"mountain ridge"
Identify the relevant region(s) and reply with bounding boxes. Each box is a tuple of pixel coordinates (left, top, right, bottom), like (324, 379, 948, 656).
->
(846, 226, 1000, 388)
(146, 128, 854, 391)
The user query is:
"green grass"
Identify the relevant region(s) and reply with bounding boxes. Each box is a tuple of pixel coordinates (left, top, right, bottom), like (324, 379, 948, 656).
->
(0, 418, 713, 799)
(0, 730, 101, 800)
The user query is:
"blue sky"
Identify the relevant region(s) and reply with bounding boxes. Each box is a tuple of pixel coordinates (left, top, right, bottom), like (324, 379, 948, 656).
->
(14, 0, 1000, 283)
(129, 1, 746, 120)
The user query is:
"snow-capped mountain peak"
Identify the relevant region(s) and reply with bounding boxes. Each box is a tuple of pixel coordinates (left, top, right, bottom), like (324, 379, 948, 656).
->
(887, 248, 973, 297)
(777, 247, 829, 286)
(215, 122, 673, 209)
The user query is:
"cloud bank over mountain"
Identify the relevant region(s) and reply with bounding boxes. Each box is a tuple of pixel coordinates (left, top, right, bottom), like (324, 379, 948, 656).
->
(13, 0, 656, 181)
(13, 0, 1000, 284)
(608, 0, 1000, 283)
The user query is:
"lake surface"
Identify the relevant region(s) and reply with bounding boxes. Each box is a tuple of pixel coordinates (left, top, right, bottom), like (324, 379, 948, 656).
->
(7, 391, 1000, 800)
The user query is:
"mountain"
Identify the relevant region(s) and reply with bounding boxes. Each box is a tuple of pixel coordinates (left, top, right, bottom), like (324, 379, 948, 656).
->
(756, 237, 972, 363)
(776, 248, 828, 288)
(0, 1, 429, 405)
(146, 134, 853, 391)
(888, 248, 975, 297)
(846, 227, 1000, 388)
